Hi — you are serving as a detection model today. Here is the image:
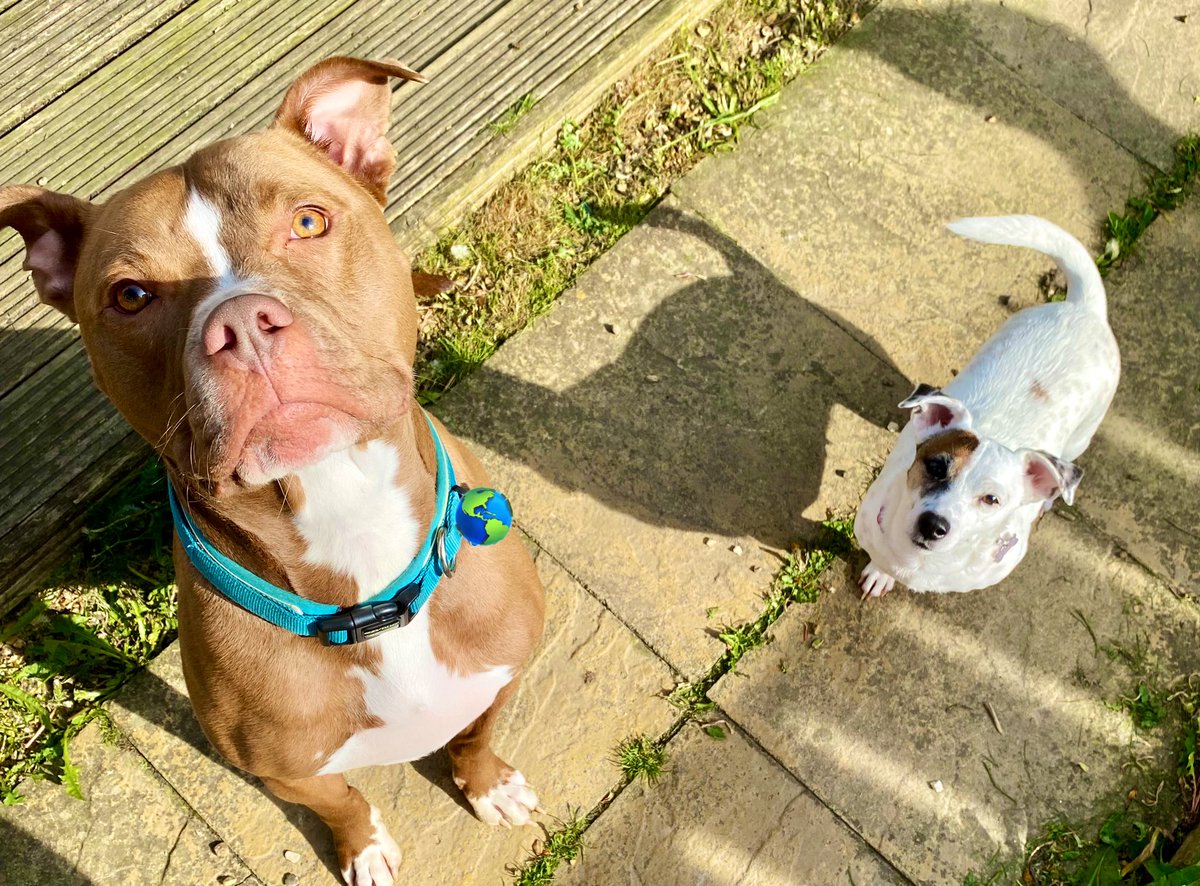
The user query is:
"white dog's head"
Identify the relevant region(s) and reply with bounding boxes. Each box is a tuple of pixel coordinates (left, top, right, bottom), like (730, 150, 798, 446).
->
(893, 385, 1083, 555)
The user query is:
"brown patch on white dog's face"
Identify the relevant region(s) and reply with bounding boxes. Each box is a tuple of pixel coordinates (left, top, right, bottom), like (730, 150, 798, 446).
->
(907, 429, 981, 494)
(1029, 380, 1050, 402)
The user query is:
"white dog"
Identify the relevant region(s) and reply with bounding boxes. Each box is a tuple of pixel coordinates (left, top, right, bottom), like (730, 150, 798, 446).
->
(855, 215, 1120, 596)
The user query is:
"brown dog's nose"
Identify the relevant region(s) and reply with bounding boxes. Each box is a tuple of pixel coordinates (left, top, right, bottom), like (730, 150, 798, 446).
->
(202, 294, 294, 365)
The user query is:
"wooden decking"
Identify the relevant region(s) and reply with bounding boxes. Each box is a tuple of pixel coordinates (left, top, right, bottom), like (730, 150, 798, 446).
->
(0, 0, 709, 613)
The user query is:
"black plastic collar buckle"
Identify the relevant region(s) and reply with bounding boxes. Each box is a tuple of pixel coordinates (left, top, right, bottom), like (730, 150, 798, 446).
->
(316, 598, 413, 646)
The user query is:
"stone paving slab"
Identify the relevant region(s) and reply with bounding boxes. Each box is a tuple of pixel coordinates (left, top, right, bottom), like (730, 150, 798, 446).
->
(105, 548, 676, 886)
(892, 0, 1200, 170)
(0, 723, 259, 886)
(710, 512, 1200, 885)
(1079, 200, 1200, 596)
(672, 3, 1145, 390)
(558, 727, 909, 886)
(439, 196, 909, 678)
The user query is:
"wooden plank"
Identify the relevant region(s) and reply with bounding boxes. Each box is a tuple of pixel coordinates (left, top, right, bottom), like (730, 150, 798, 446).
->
(0, 343, 133, 539)
(0, 433, 148, 616)
(387, 0, 650, 216)
(0, 0, 722, 612)
(391, 0, 723, 248)
(0, 0, 199, 136)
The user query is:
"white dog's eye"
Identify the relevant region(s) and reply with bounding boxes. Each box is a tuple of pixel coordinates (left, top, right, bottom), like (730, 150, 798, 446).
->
(923, 456, 949, 481)
(980, 494, 1001, 507)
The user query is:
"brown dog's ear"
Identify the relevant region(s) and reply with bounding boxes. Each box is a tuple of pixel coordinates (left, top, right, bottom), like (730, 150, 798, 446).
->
(411, 272, 454, 298)
(273, 57, 427, 204)
(0, 185, 94, 323)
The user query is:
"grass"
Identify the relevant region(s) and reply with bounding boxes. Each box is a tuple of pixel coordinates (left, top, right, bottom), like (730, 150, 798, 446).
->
(1009, 814, 1200, 886)
(964, 672, 1200, 885)
(413, 0, 866, 400)
(0, 461, 175, 804)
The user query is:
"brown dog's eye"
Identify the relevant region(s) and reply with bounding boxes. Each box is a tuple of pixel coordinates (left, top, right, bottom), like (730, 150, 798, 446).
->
(291, 207, 328, 239)
(114, 282, 154, 314)
(980, 494, 1001, 507)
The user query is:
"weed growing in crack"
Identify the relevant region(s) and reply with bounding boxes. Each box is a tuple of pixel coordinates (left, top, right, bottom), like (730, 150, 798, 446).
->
(510, 809, 589, 886)
(667, 516, 854, 719)
(1124, 683, 1169, 731)
(487, 93, 539, 136)
(1096, 134, 1200, 275)
(612, 734, 669, 784)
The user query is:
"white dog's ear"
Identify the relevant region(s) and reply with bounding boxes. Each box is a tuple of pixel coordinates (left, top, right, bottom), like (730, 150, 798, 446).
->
(1021, 450, 1083, 505)
(898, 384, 972, 441)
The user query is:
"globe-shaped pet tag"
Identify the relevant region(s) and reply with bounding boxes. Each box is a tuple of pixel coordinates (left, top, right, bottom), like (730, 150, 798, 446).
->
(455, 487, 513, 546)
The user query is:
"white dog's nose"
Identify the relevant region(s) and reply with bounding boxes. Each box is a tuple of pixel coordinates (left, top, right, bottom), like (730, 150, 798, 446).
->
(917, 511, 950, 541)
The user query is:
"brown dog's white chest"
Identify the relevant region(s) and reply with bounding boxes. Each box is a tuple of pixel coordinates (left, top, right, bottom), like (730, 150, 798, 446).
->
(291, 441, 515, 773)
(317, 610, 513, 773)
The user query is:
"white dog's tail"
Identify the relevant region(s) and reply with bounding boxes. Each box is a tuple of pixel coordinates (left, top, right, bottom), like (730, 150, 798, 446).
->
(947, 215, 1107, 320)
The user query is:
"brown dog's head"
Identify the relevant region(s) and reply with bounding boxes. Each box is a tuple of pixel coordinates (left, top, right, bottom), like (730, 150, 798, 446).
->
(0, 58, 433, 496)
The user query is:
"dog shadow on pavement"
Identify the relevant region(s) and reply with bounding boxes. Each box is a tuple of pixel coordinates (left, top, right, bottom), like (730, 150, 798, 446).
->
(445, 203, 910, 552)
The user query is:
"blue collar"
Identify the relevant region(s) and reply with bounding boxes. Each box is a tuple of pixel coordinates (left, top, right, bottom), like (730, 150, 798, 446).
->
(168, 414, 465, 646)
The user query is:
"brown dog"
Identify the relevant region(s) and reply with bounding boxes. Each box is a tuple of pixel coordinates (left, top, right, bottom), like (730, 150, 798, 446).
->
(0, 58, 545, 885)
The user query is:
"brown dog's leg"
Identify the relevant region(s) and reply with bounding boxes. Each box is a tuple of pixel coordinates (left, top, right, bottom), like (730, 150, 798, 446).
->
(261, 773, 401, 885)
(447, 677, 539, 827)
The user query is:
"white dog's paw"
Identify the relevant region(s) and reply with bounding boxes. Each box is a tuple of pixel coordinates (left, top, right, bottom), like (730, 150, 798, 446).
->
(342, 807, 402, 886)
(466, 769, 539, 828)
(859, 562, 896, 599)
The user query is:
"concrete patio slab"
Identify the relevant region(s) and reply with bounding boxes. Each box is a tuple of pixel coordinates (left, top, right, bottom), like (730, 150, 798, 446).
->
(710, 512, 1200, 885)
(0, 722, 259, 886)
(1078, 200, 1200, 596)
(558, 727, 909, 886)
(105, 547, 676, 886)
(672, 4, 1144, 390)
(437, 197, 910, 679)
(895, 0, 1200, 170)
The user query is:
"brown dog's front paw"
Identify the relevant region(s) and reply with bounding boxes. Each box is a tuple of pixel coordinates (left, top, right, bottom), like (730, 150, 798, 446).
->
(338, 806, 402, 886)
(455, 767, 539, 828)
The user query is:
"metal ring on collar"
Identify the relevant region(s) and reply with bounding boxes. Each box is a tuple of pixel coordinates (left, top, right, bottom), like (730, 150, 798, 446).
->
(434, 525, 456, 576)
